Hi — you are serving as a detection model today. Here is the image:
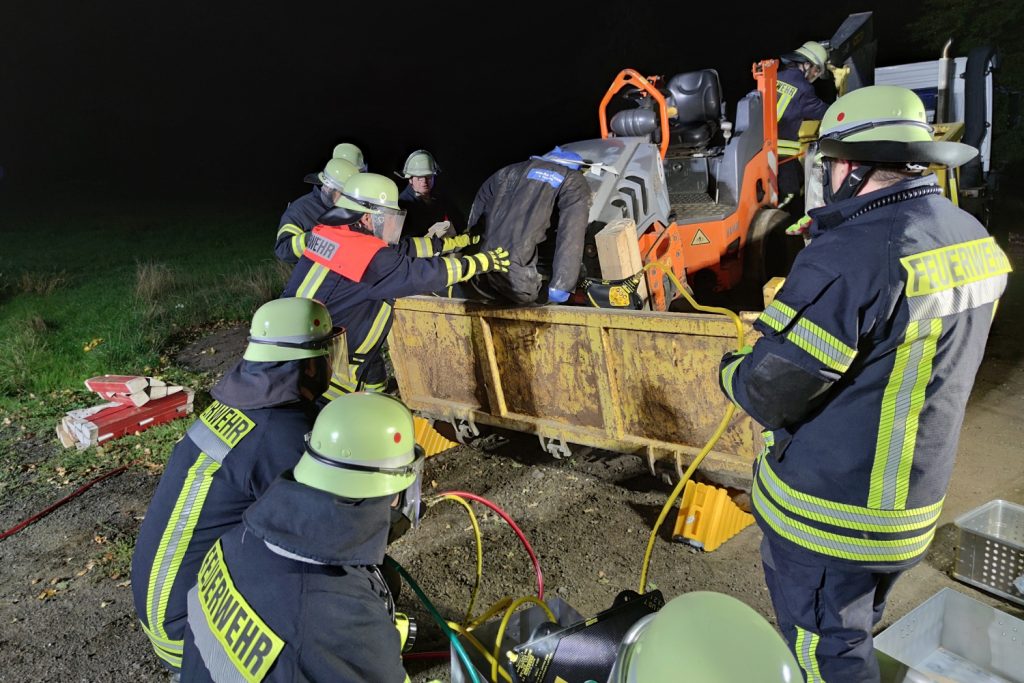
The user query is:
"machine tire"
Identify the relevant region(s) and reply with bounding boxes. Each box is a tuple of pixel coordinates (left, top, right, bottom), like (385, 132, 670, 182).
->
(742, 208, 797, 299)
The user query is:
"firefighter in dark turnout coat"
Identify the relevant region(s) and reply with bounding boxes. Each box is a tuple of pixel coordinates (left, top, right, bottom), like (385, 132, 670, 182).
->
(467, 147, 592, 305)
(395, 149, 466, 238)
(281, 172, 509, 401)
(131, 298, 343, 673)
(719, 85, 1010, 682)
(181, 392, 424, 683)
(776, 41, 832, 211)
(274, 159, 359, 264)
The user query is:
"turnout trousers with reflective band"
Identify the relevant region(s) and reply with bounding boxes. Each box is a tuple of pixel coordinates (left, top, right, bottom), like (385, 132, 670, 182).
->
(719, 177, 1008, 669)
(131, 402, 312, 671)
(761, 537, 901, 683)
(181, 475, 410, 682)
(282, 223, 458, 401)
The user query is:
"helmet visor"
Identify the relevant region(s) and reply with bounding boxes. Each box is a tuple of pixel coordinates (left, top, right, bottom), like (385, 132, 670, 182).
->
(607, 612, 657, 683)
(400, 448, 425, 528)
(372, 211, 407, 244)
(327, 329, 349, 379)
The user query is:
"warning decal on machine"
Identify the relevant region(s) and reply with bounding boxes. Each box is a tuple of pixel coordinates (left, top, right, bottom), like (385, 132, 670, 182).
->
(691, 229, 710, 246)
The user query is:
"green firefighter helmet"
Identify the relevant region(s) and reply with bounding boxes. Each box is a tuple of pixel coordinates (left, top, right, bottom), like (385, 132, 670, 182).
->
(293, 392, 423, 501)
(398, 150, 441, 178)
(318, 158, 358, 191)
(334, 172, 402, 214)
(333, 142, 367, 171)
(608, 592, 800, 683)
(783, 40, 829, 72)
(818, 85, 977, 168)
(243, 298, 339, 362)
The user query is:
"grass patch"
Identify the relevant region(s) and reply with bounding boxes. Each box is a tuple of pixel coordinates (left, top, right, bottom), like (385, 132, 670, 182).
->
(19, 269, 69, 296)
(0, 199, 286, 494)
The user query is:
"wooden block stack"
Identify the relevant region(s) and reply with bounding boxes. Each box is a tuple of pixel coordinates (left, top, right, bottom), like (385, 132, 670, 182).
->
(56, 375, 194, 450)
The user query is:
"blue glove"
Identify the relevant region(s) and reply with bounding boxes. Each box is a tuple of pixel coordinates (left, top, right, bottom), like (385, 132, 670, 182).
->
(547, 287, 571, 303)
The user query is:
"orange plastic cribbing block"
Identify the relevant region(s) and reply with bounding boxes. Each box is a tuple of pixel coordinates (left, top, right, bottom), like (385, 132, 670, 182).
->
(672, 480, 754, 552)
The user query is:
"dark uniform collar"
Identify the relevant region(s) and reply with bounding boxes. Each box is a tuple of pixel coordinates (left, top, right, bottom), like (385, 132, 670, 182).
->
(807, 175, 940, 237)
(211, 359, 311, 410)
(243, 472, 391, 566)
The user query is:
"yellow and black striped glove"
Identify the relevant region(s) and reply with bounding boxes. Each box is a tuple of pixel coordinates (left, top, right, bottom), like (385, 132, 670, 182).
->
(441, 232, 481, 254)
(442, 247, 511, 285)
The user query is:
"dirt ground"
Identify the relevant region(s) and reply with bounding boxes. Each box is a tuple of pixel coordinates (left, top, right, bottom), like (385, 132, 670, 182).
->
(1, 225, 1022, 683)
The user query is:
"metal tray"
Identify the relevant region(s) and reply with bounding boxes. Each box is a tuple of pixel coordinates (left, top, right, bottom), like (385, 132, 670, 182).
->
(953, 499, 1024, 607)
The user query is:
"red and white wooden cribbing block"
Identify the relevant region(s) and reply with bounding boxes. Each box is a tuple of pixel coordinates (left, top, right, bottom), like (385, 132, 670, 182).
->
(57, 376, 194, 450)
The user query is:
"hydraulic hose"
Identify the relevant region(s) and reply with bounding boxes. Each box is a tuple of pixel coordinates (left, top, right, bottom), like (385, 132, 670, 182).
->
(386, 556, 483, 683)
(437, 491, 544, 599)
(636, 262, 746, 594)
(434, 494, 485, 624)
(0, 465, 130, 541)
(492, 596, 557, 683)
(447, 622, 514, 683)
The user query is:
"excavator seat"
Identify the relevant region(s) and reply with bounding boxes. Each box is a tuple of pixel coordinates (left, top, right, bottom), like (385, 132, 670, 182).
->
(665, 70, 724, 151)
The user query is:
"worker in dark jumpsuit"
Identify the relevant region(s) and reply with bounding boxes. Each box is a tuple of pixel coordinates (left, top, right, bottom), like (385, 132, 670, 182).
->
(466, 146, 592, 305)
(395, 149, 466, 238)
(281, 172, 508, 401)
(131, 298, 343, 675)
(776, 41, 832, 216)
(181, 392, 423, 683)
(719, 85, 1007, 682)
(274, 158, 358, 264)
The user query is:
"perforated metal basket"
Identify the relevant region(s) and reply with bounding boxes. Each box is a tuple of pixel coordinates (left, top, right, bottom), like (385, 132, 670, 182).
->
(953, 499, 1024, 607)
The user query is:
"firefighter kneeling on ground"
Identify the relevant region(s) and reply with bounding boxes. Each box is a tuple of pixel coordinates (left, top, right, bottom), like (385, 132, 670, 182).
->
(281, 171, 509, 402)
(131, 297, 343, 676)
(719, 85, 1009, 681)
(181, 392, 424, 682)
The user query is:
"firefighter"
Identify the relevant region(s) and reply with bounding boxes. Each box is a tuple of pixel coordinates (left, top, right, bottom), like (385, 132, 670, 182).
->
(776, 41, 832, 214)
(334, 141, 368, 172)
(180, 392, 422, 683)
(395, 149, 466, 239)
(131, 297, 344, 675)
(718, 85, 1009, 681)
(274, 158, 359, 265)
(606, 592, 799, 683)
(466, 146, 592, 305)
(281, 171, 509, 401)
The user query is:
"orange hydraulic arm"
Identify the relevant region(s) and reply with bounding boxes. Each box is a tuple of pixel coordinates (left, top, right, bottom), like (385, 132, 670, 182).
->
(598, 69, 671, 159)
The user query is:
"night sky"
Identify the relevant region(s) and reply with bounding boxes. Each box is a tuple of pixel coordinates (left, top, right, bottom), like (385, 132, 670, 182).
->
(3, 2, 931, 210)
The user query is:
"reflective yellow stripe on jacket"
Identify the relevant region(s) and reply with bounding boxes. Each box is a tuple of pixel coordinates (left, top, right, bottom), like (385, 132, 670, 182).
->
(143, 454, 221, 669)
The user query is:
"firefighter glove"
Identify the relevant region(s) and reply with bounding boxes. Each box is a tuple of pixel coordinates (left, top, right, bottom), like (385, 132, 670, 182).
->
(461, 247, 509, 280)
(441, 232, 481, 253)
(785, 214, 812, 236)
(427, 220, 456, 239)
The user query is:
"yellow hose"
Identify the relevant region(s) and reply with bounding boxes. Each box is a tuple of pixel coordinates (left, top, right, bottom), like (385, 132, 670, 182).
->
(447, 622, 514, 683)
(435, 494, 485, 625)
(492, 596, 557, 683)
(465, 597, 514, 632)
(636, 262, 746, 594)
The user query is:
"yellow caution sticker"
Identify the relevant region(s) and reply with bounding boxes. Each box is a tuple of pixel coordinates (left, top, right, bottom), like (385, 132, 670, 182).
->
(690, 229, 710, 246)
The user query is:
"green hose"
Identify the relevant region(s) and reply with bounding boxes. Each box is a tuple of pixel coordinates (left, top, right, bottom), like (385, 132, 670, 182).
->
(386, 556, 484, 683)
